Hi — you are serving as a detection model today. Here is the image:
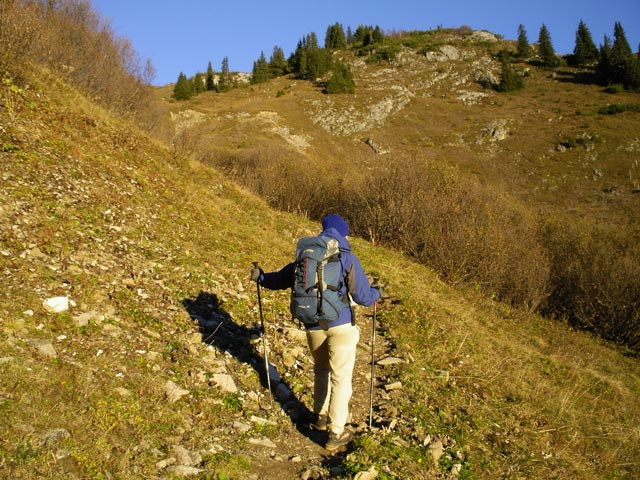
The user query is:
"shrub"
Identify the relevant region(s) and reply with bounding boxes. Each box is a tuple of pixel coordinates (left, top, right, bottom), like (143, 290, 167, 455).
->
(598, 103, 640, 114)
(0, 0, 171, 139)
(541, 218, 640, 352)
(325, 62, 355, 94)
(0, 0, 39, 75)
(495, 52, 525, 92)
(206, 145, 638, 353)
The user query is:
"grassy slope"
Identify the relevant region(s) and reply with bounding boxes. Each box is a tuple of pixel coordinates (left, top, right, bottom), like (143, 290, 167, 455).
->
(1, 60, 639, 480)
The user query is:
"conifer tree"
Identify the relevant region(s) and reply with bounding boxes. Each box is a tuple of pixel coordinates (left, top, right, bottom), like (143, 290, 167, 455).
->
(206, 61, 215, 91)
(573, 20, 598, 66)
(372, 26, 384, 44)
(516, 24, 531, 58)
(325, 61, 355, 94)
(172, 72, 192, 100)
(305, 32, 322, 78)
(193, 72, 205, 93)
(596, 35, 613, 84)
(346, 26, 353, 46)
(269, 46, 287, 77)
(325, 22, 346, 50)
(496, 50, 524, 92)
(291, 37, 308, 77)
(251, 51, 270, 84)
(219, 56, 231, 91)
(538, 24, 559, 68)
(610, 21, 633, 85)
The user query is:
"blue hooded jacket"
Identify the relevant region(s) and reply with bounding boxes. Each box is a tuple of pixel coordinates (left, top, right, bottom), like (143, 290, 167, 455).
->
(259, 217, 380, 329)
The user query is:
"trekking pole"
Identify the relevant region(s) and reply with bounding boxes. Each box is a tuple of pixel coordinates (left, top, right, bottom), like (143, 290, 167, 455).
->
(253, 262, 273, 408)
(369, 291, 378, 430)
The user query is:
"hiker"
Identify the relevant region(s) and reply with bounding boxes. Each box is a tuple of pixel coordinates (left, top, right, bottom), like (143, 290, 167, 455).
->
(251, 214, 382, 451)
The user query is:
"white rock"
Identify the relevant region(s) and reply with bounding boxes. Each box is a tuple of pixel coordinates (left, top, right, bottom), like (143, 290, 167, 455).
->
(354, 465, 379, 480)
(248, 437, 277, 448)
(233, 421, 251, 433)
(383, 381, 402, 391)
(170, 445, 201, 467)
(429, 439, 444, 463)
(35, 428, 70, 447)
(210, 373, 237, 393)
(72, 311, 98, 327)
(35, 341, 57, 358)
(43, 296, 69, 313)
(165, 465, 203, 477)
(250, 415, 276, 427)
(376, 356, 404, 366)
(164, 380, 190, 404)
(155, 457, 176, 469)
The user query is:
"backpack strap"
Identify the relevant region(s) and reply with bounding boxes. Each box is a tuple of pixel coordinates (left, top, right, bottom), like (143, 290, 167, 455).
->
(343, 262, 356, 325)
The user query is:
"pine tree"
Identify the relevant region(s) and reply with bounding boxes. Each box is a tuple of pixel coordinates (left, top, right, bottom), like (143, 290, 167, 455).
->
(346, 26, 353, 46)
(269, 46, 287, 77)
(372, 26, 384, 44)
(172, 72, 192, 100)
(325, 22, 346, 50)
(219, 56, 231, 91)
(206, 61, 215, 91)
(573, 20, 598, 66)
(251, 51, 270, 84)
(610, 21, 633, 85)
(193, 72, 205, 93)
(622, 56, 640, 90)
(596, 35, 613, 85)
(291, 37, 308, 77)
(496, 51, 524, 92)
(325, 61, 355, 94)
(538, 24, 559, 68)
(516, 24, 531, 58)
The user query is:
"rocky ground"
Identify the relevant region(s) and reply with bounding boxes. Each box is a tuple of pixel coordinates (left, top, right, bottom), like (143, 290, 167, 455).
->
(167, 292, 431, 479)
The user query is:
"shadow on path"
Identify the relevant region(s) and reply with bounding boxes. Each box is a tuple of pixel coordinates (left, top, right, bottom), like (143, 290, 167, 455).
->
(181, 290, 326, 447)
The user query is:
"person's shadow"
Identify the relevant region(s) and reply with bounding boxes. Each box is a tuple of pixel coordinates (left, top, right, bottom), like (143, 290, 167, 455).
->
(181, 291, 327, 447)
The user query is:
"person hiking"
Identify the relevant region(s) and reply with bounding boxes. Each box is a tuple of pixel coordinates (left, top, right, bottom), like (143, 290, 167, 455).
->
(251, 214, 382, 451)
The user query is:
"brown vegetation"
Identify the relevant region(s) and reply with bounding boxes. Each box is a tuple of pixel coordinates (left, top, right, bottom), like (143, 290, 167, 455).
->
(1, 8, 639, 478)
(203, 139, 639, 353)
(0, 0, 172, 139)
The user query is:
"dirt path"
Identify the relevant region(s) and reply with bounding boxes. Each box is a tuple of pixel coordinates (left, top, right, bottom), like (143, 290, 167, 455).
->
(244, 305, 394, 479)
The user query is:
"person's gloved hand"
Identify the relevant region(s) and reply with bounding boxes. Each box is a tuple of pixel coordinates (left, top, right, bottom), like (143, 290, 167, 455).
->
(371, 279, 385, 303)
(251, 267, 264, 283)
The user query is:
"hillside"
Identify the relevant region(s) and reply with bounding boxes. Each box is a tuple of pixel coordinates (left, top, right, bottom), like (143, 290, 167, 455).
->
(174, 29, 640, 353)
(173, 33, 640, 226)
(1, 41, 640, 480)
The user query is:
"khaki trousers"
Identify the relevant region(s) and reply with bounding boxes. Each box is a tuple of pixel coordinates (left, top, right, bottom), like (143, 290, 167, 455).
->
(306, 323, 360, 435)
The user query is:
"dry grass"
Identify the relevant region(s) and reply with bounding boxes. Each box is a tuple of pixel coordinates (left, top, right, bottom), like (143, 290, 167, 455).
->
(1, 25, 639, 480)
(175, 35, 640, 353)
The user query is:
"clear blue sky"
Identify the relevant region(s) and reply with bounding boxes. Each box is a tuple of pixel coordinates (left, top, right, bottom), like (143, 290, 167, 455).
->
(91, 0, 639, 86)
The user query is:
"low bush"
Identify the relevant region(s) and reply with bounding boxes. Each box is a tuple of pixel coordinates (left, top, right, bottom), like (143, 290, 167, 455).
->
(209, 147, 639, 353)
(0, 0, 172, 139)
(541, 217, 640, 352)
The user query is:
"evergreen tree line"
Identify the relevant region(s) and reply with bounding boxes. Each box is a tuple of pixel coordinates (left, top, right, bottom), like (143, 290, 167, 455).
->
(172, 57, 234, 101)
(173, 22, 384, 99)
(173, 19, 638, 100)
(251, 23, 384, 94)
(501, 20, 640, 92)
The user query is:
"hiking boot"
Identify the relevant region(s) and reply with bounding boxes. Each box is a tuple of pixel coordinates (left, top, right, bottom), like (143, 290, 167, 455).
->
(325, 430, 353, 451)
(309, 414, 327, 431)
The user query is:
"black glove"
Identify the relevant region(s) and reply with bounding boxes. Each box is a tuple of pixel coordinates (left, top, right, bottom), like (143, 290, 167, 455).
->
(371, 280, 384, 303)
(251, 267, 263, 283)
